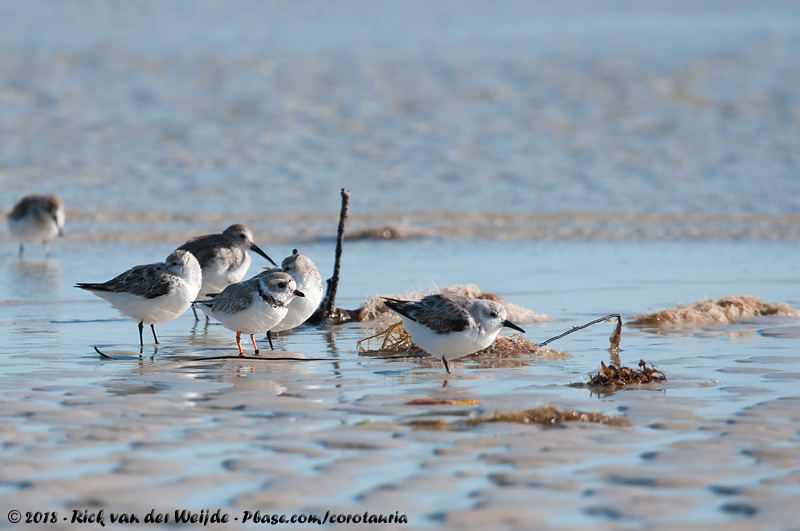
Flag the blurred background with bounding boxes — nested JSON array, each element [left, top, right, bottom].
[[0, 0, 798, 241]]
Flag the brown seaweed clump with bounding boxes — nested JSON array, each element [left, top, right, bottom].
[[346, 225, 430, 241], [585, 359, 667, 387], [629, 295, 800, 329], [358, 283, 549, 324], [409, 405, 630, 431], [405, 398, 483, 406]]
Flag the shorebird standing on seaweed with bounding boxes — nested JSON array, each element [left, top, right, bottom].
[[383, 293, 526, 373]]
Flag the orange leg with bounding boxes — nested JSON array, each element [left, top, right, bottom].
[[236, 331, 244, 356], [250, 334, 260, 355]]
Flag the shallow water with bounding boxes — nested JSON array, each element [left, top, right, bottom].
[[2, 238, 800, 529], [2, 1, 800, 529]]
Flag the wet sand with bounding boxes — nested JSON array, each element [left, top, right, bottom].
[[1, 238, 799, 529]]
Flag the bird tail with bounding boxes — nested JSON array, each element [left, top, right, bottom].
[[192, 294, 218, 306], [382, 297, 411, 315]]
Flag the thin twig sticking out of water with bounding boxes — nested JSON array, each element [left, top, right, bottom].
[[308, 188, 360, 325], [323, 188, 349, 316], [536, 314, 622, 350]]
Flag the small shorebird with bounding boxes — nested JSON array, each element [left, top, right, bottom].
[[7, 194, 65, 258], [196, 271, 304, 355], [383, 293, 526, 373], [75, 250, 202, 348], [258, 249, 323, 339], [177, 224, 276, 321]]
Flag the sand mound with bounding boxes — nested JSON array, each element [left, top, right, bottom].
[[630, 295, 800, 329], [359, 283, 549, 324]]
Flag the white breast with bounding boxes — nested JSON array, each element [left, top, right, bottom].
[[211, 296, 289, 335], [200, 252, 251, 296]]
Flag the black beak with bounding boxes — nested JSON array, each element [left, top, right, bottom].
[[250, 243, 277, 266], [502, 319, 526, 333], [293, 289, 305, 297]]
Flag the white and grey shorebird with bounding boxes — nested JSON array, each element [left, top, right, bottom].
[[177, 224, 277, 321], [7, 193, 65, 258], [75, 250, 202, 347], [383, 293, 526, 373], [257, 249, 323, 341], [196, 271, 305, 356]]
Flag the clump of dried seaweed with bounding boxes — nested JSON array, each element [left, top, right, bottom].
[[629, 295, 800, 329], [476, 406, 630, 426], [478, 334, 570, 360], [585, 359, 666, 387], [356, 322, 568, 361], [409, 405, 630, 431], [358, 283, 549, 324], [357, 320, 418, 354]]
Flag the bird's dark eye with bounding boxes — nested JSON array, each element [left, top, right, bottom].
[[278, 282, 286, 289], [239, 234, 246, 238], [489, 311, 498, 318]]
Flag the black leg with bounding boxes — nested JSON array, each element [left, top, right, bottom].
[[150, 324, 159, 344], [191, 304, 199, 321], [266, 330, 275, 350], [442, 356, 451, 374], [18, 243, 23, 259], [138, 321, 144, 346]]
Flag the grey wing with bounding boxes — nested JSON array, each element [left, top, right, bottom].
[[206, 281, 255, 314], [178, 235, 222, 268], [385, 294, 470, 334], [8, 196, 36, 221], [81, 263, 173, 299], [417, 294, 471, 333]]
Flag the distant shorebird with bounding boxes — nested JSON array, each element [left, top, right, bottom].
[[196, 271, 304, 355], [258, 249, 323, 341], [383, 293, 526, 373], [177, 224, 276, 321], [76, 250, 202, 348], [7, 193, 65, 258]]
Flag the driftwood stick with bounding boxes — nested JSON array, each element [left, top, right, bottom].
[[537, 314, 622, 348], [323, 188, 350, 316], [308, 189, 360, 325]]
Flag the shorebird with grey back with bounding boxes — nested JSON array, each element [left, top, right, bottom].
[[257, 249, 324, 345], [75, 250, 202, 349], [383, 293, 526, 373], [196, 271, 304, 355], [7, 193, 65, 258], [177, 224, 276, 322]]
